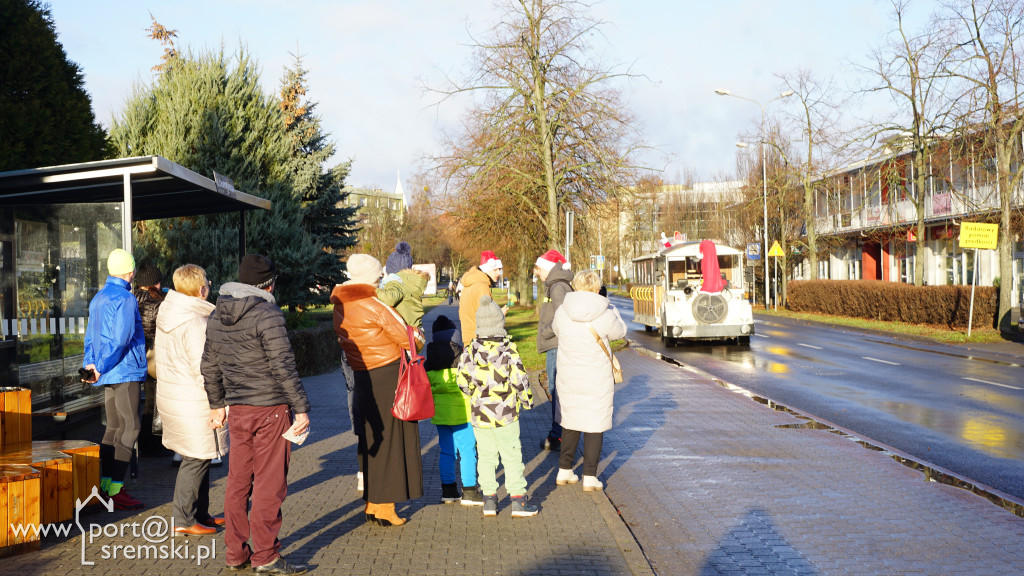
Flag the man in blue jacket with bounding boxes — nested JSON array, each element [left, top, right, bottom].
[[82, 248, 147, 510]]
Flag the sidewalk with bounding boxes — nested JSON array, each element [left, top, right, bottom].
[[6, 304, 1024, 575], [606, 347, 1024, 575]]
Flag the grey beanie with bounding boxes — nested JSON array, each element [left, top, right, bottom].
[[475, 295, 506, 338], [385, 241, 413, 274]]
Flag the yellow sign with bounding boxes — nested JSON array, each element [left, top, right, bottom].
[[959, 222, 998, 250], [767, 241, 785, 257]]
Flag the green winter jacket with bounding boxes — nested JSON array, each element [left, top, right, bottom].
[[376, 270, 428, 328], [427, 368, 472, 425], [456, 337, 533, 428]]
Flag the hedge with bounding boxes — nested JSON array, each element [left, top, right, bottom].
[[786, 280, 997, 329], [287, 322, 341, 377]]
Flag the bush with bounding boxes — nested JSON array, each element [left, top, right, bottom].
[[786, 280, 998, 329], [287, 323, 340, 377]]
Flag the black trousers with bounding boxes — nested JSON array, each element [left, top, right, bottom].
[[173, 456, 211, 526], [558, 429, 603, 477]]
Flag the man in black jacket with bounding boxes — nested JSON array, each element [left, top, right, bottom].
[[534, 250, 573, 451], [203, 254, 310, 576]]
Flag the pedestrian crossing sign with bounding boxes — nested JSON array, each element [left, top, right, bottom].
[[767, 241, 785, 257]]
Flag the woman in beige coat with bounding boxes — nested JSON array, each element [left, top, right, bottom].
[[155, 264, 229, 535]]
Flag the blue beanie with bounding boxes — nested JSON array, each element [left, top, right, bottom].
[[385, 241, 413, 274]]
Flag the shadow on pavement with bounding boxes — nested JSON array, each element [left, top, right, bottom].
[[698, 508, 817, 576]]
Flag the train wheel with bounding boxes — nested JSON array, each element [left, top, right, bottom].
[[737, 336, 750, 346], [644, 325, 655, 333]]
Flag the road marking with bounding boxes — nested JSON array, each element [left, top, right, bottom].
[[963, 377, 1023, 390], [754, 334, 769, 338], [797, 343, 823, 349], [863, 356, 900, 366]]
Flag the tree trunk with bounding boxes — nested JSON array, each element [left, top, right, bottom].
[[997, 142, 1014, 333]]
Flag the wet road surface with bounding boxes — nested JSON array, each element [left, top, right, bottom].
[[609, 295, 1024, 501]]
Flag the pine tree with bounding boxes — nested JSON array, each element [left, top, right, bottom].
[[108, 30, 321, 308], [279, 53, 359, 295], [0, 0, 106, 170]]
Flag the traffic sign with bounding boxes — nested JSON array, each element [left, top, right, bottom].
[[767, 241, 785, 257], [746, 243, 761, 261]]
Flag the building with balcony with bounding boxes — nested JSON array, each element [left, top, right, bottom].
[[804, 138, 1023, 306]]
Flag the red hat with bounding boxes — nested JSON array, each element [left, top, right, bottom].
[[479, 250, 503, 273], [534, 249, 568, 272]]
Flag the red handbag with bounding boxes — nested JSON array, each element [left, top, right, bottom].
[[392, 324, 435, 421]]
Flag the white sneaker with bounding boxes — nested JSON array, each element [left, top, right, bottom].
[[555, 468, 579, 486], [582, 475, 603, 492], [357, 471, 364, 491]]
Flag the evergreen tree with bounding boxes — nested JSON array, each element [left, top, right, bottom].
[[0, 0, 106, 170], [109, 30, 321, 308], [279, 53, 359, 294]]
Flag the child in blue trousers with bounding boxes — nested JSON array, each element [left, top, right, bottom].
[[425, 315, 483, 505]]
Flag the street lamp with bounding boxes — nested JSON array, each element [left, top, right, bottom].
[[715, 88, 794, 309]]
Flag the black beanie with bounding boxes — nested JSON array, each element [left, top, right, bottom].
[[239, 254, 277, 288], [134, 262, 163, 288]]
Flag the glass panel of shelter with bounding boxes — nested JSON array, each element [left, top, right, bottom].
[[5, 203, 122, 408]]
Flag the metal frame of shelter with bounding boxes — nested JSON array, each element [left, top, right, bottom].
[[0, 155, 270, 414]]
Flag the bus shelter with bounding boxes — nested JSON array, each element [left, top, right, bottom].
[[0, 155, 270, 417]]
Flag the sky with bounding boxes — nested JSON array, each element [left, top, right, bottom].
[[46, 0, 932, 192]]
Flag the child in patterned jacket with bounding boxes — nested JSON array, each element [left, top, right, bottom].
[[456, 295, 538, 517]]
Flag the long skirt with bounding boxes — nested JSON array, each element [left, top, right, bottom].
[[355, 359, 424, 504]]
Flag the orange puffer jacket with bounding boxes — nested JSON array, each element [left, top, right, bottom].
[[330, 283, 411, 371]]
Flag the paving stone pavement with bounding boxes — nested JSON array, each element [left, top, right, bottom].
[[6, 304, 1024, 575], [606, 346, 1024, 575]]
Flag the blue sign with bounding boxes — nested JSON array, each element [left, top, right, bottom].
[[747, 243, 761, 261]]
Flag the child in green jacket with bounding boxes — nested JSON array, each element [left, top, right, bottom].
[[425, 315, 482, 505]]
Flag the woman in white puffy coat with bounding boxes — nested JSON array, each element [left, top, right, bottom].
[[551, 270, 627, 492], [155, 264, 229, 534]]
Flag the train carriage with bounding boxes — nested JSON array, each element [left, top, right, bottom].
[[630, 241, 755, 345]]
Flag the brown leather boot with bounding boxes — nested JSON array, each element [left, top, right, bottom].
[[373, 503, 406, 526], [364, 502, 377, 523]]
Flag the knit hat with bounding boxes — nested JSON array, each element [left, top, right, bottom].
[[346, 254, 383, 285], [134, 261, 163, 288], [238, 254, 277, 288], [479, 250, 503, 274], [475, 295, 506, 338], [385, 241, 413, 274], [107, 249, 135, 276], [534, 249, 569, 273]]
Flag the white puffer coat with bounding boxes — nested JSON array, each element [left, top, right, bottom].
[[551, 291, 628, 433], [155, 289, 228, 459]]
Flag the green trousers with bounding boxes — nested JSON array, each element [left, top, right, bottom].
[[474, 420, 527, 497]]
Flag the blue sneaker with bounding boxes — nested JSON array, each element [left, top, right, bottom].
[[509, 495, 538, 517], [482, 494, 498, 517]]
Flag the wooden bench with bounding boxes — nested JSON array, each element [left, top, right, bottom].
[[32, 393, 105, 421]]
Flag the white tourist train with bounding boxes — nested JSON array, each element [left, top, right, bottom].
[[630, 240, 755, 345]]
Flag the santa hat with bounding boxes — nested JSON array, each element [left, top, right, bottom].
[[479, 250, 503, 273], [535, 249, 569, 272]]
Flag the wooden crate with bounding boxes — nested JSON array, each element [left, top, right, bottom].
[[0, 464, 41, 555], [0, 388, 32, 449]]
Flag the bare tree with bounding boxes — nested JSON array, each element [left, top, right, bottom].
[[942, 0, 1024, 332], [857, 0, 960, 286], [431, 0, 648, 258], [778, 70, 845, 280]]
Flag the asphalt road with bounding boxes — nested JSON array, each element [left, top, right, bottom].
[[609, 294, 1024, 501]]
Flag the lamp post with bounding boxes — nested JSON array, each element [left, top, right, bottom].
[[715, 88, 793, 309]]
